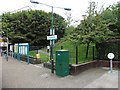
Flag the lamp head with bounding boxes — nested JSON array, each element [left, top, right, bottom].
[[30, 0, 39, 4], [64, 8, 71, 11]]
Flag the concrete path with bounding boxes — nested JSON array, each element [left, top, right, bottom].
[[85, 70, 118, 88], [1, 56, 119, 88]]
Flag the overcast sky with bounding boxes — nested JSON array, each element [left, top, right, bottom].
[[0, 0, 119, 24]]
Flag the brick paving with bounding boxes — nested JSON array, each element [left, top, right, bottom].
[[1, 56, 119, 88]]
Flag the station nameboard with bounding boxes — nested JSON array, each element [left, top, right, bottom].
[[47, 35, 57, 40]]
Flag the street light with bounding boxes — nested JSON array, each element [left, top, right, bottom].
[[30, 0, 71, 11], [30, 0, 71, 73]]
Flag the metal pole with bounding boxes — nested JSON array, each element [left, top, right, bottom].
[[92, 46, 95, 60], [51, 6, 54, 73], [30, 0, 71, 74], [76, 46, 78, 64], [110, 59, 113, 73]]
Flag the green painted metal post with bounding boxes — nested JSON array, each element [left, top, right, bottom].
[[92, 46, 95, 60], [51, 6, 54, 73], [76, 46, 78, 64], [27, 44, 30, 64], [17, 43, 20, 61], [30, 0, 71, 74]]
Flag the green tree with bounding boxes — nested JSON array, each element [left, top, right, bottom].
[[2, 10, 67, 46], [116, 2, 120, 35], [69, 2, 97, 58], [69, 1, 116, 58]]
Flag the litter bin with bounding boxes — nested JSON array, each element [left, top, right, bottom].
[[55, 50, 69, 77]]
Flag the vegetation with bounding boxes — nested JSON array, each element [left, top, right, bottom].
[[23, 2, 120, 64], [68, 1, 120, 59], [29, 40, 95, 64], [1, 1, 120, 64], [29, 50, 49, 63], [2, 10, 67, 46], [53, 40, 95, 64]]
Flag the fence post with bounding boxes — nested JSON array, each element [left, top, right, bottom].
[[76, 46, 78, 64], [92, 46, 95, 60]]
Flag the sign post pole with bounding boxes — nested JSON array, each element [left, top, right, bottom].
[[110, 59, 113, 73], [107, 53, 115, 73]]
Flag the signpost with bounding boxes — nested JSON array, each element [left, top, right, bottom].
[[47, 29, 57, 73], [107, 53, 115, 73]]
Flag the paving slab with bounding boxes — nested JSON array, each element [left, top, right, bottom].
[[84, 70, 118, 88], [1, 56, 119, 88]]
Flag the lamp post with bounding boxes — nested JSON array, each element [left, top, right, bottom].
[[30, 0, 71, 73]]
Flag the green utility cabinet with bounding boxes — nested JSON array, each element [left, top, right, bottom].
[[55, 50, 69, 77]]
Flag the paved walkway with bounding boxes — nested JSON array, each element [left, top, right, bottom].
[[1, 56, 119, 88]]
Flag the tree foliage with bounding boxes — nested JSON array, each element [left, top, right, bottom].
[[2, 10, 67, 46], [68, 1, 119, 58], [69, 2, 118, 44], [116, 1, 120, 35]]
